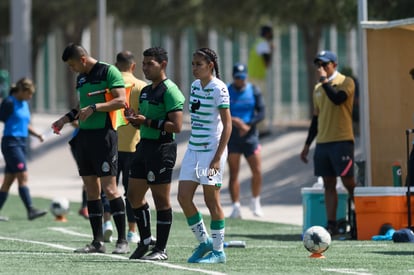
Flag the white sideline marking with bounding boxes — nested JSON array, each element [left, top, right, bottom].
[[48, 227, 90, 237], [322, 268, 372, 275], [0, 235, 226, 275]]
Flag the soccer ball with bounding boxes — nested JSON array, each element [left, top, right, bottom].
[[50, 197, 70, 217], [303, 226, 331, 254]]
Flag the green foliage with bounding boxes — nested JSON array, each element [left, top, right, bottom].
[[368, 0, 414, 21]]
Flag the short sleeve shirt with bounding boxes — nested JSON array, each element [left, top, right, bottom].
[[138, 79, 185, 140], [188, 77, 230, 152], [76, 62, 125, 129]]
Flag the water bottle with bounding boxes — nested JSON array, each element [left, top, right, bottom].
[[224, 240, 246, 248], [392, 161, 402, 187]]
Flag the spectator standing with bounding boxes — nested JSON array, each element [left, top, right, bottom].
[[227, 63, 265, 219], [300, 50, 356, 236], [248, 25, 273, 137]]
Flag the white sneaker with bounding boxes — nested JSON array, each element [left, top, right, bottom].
[[250, 198, 264, 217], [127, 231, 140, 243], [228, 205, 242, 219], [103, 221, 113, 243]]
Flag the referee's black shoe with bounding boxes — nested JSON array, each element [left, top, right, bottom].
[[129, 243, 149, 259], [28, 208, 47, 220]]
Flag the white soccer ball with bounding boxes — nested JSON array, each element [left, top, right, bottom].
[[50, 197, 70, 217], [303, 226, 331, 254]]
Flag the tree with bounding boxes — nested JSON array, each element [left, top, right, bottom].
[[368, 0, 414, 20], [259, 0, 357, 118]]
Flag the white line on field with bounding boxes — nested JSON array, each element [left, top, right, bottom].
[[48, 227, 90, 237], [0, 235, 226, 275], [322, 268, 373, 275]]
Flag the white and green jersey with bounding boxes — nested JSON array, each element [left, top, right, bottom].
[[188, 77, 230, 152]]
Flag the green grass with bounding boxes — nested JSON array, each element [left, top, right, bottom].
[[1, 195, 414, 274]]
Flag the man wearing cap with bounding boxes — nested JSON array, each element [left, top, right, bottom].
[[300, 50, 356, 236], [227, 63, 266, 219]]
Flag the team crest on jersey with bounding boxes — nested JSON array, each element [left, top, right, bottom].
[[190, 99, 201, 113], [78, 77, 86, 86], [147, 171, 155, 182], [101, 161, 110, 173]]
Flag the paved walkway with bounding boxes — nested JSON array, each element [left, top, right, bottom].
[[1, 113, 320, 227]]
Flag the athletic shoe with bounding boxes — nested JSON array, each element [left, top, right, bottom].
[[129, 243, 149, 259], [78, 207, 89, 219], [250, 198, 264, 217], [228, 206, 242, 219], [187, 238, 213, 263], [112, 239, 130, 254], [326, 224, 339, 236], [74, 240, 106, 253], [28, 208, 47, 220], [0, 216, 9, 221], [103, 221, 113, 243], [127, 231, 140, 243], [141, 247, 168, 261], [197, 250, 226, 264]]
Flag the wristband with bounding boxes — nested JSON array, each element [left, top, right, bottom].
[[65, 108, 79, 122], [146, 118, 165, 130], [89, 104, 97, 112], [319, 76, 327, 83]]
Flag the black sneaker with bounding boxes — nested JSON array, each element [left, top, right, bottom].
[[129, 243, 149, 259], [141, 247, 168, 261], [28, 208, 47, 220], [112, 239, 130, 254], [326, 224, 339, 236], [74, 241, 106, 253]]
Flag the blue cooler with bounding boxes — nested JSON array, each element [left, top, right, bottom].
[[301, 187, 348, 232]]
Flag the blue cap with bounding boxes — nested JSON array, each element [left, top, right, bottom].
[[392, 228, 414, 243], [233, 63, 247, 79], [314, 50, 337, 64]]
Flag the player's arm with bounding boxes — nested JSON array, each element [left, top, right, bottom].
[[51, 104, 80, 134], [28, 124, 44, 142], [94, 86, 126, 112], [211, 108, 232, 168], [249, 85, 265, 125], [301, 108, 319, 163]]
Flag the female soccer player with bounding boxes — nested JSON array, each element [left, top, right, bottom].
[[177, 48, 232, 264]]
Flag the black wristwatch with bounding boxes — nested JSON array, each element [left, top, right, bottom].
[[319, 76, 327, 83], [89, 104, 97, 112]]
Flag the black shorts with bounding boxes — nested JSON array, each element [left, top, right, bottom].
[[130, 139, 177, 184], [73, 128, 118, 177], [314, 141, 354, 177]]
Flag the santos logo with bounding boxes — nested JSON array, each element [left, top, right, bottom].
[[194, 162, 221, 179]]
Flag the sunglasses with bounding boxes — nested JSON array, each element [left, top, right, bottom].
[[315, 62, 330, 68]]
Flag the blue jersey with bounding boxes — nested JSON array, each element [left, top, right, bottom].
[[228, 83, 265, 126], [0, 96, 30, 137]]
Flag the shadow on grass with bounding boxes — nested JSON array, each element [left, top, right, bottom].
[[226, 233, 302, 242]]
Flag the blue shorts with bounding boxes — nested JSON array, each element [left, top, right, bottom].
[[1, 136, 27, 173], [130, 139, 177, 184], [314, 141, 354, 177], [227, 130, 260, 158]]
